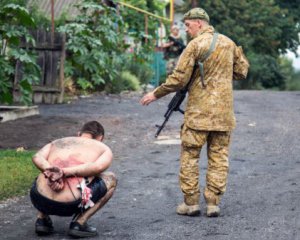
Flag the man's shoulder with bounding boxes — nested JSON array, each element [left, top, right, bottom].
[[219, 33, 234, 42], [52, 136, 78, 145], [52, 136, 76, 142], [52, 137, 101, 149]]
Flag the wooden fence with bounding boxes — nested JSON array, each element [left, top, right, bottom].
[[14, 29, 65, 104]]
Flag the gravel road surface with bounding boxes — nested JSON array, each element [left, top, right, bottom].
[[0, 90, 299, 240]]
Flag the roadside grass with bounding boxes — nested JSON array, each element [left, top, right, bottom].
[[0, 150, 38, 201]]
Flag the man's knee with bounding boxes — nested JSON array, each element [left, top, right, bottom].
[[100, 172, 117, 190]]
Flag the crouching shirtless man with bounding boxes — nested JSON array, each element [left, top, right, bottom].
[[30, 121, 117, 238]]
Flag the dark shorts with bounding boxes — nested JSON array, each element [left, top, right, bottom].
[[30, 177, 107, 216]]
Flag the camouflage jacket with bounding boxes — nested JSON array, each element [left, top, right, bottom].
[[153, 26, 249, 131]]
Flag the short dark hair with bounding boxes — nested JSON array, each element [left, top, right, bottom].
[[80, 121, 104, 139]]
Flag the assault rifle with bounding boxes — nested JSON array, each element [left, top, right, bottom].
[[168, 36, 185, 51], [164, 36, 185, 60], [155, 64, 198, 138], [155, 32, 219, 138]]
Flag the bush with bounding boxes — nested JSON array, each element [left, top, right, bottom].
[[123, 60, 154, 86], [121, 71, 140, 91], [287, 71, 300, 90], [105, 71, 140, 94]]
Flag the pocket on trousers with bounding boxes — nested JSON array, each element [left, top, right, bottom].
[[181, 124, 207, 148]]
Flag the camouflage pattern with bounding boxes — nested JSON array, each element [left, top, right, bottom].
[[153, 25, 249, 206], [180, 125, 231, 205], [153, 25, 249, 131], [166, 57, 179, 76], [183, 8, 210, 22]]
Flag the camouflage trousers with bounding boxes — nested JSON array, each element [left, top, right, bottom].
[[180, 124, 231, 206]]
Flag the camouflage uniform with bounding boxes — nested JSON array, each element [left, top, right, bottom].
[[165, 36, 185, 75], [153, 9, 249, 207], [166, 57, 179, 76]]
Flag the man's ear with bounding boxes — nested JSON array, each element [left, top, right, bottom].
[[77, 131, 81, 137], [197, 20, 202, 28], [96, 135, 104, 142]]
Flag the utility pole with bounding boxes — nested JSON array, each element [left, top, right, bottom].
[[170, 0, 174, 25]]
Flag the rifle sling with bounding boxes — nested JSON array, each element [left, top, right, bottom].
[[198, 32, 219, 88]]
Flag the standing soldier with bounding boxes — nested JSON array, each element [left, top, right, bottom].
[[140, 8, 249, 217]]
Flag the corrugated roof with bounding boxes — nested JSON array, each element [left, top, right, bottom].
[[174, 0, 184, 6], [28, 0, 81, 19]]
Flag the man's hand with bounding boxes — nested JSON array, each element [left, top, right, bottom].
[[44, 167, 64, 192], [44, 166, 64, 181], [162, 41, 174, 48], [140, 91, 157, 106]]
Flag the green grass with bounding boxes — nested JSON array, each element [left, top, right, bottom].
[[0, 150, 39, 201]]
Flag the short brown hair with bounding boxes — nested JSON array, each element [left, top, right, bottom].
[[80, 121, 104, 139]]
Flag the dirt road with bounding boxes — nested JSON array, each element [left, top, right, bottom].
[[0, 91, 299, 240]]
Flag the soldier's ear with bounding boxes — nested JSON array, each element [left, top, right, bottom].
[[197, 20, 202, 27]]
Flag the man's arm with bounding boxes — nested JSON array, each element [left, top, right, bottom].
[[233, 46, 249, 80], [153, 41, 198, 99], [32, 143, 53, 172], [62, 144, 113, 178], [140, 41, 198, 106], [140, 92, 157, 106]]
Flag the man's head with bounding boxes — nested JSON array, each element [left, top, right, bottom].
[[171, 25, 180, 36], [79, 121, 104, 141], [183, 8, 210, 38]]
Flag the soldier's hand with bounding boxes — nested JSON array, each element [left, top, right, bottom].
[[140, 91, 157, 106]]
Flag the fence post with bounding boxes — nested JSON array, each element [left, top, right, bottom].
[[58, 33, 66, 103]]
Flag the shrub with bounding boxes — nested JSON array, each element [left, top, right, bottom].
[[123, 60, 154, 87], [121, 71, 140, 91], [105, 71, 140, 94]]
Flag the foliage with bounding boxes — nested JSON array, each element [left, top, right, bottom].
[[27, 1, 52, 30], [240, 52, 286, 90], [179, 0, 300, 90], [123, 56, 154, 87], [119, 0, 167, 88], [57, 0, 126, 92], [0, 2, 40, 105], [0, 150, 38, 201], [287, 71, 300, 90], [121, 0, 167, 39], [120, 71, 140, 91], [105, 70, 140, 94], [56, 0, 166, 94], [274, 0, 300, 55]]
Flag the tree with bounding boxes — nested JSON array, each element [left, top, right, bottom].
[[274, 0, 300, 55], [179, 0, 300, 89], [0, 2, 39, 104], [115, 1, 168, 88], [57, 0, 126, 91]]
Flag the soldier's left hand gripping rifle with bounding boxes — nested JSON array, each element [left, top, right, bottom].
[[155, 64, 199, 138]]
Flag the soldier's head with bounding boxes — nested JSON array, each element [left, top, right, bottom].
[[79, 121, 105, 141], [183, 8, 210, 38]]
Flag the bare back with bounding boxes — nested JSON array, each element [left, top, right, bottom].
[[36, 137, 112, 202]]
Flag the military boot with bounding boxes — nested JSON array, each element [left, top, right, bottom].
[[176, 202, 200, 216], [206, 204, 220, 217], [204, 189, 221, 217]]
